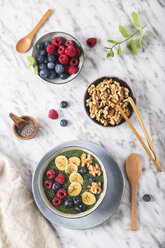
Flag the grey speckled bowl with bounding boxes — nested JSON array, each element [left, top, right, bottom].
[[32, 32, 84, 85], [38, 146, 107, 219], [84, 76, 136, 127]]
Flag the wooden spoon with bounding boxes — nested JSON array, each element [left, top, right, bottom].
[[16, 9, 52, 53], [9, 113, 29, 130], [126, 153, 142, 231]]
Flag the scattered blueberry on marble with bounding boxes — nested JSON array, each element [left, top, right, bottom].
[[52, 182, 61, 192], [55, 64, 64, 75], [73, 196, 81, 205], [60, 101, 68, 108], [76, 203, 87, 212], [64, 198, 74, 208], [143, 194, 151, 202], [60, 119, 68, 127], [79, 167, 88, 175]]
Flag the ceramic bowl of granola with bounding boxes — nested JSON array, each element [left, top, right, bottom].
[[84, 76, 136, 127], [38, 146, 107, 219]]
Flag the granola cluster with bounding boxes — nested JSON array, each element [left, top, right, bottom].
[[86, 78, 131, 126], [87, 182, 101, 194]]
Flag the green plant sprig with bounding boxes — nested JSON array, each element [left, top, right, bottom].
[[105, 12, 146, 57], [27, 56, 38, 75]]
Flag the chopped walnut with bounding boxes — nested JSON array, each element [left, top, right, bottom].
[[87, 163, 101, 177], [86, 79, 131, 126], [87, 182, 102, 194], [81, 153, 92, 167]]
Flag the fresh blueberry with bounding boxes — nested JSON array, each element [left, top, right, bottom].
[[49, 70, 57, 79], [73, 196, 81, 205], [39, 63, 47, 70], [60, 73, 68, 80], [48, 54, 56, 63], [60, 101, 68, 108], [36, 42, 44, 50], [43, 57, 48, 64], [143, 194, 151, 202], [55, 64, 64, 75], [44, 40, 51, 47], [37, 55, 44, 64], [47, 62, 55, 70], [64, 198, 74, 208], [79, 167, 88, 175], [89, 177, 95, 184], [76, 203, 87, 212], [39, 68, 49, 78], [40, 49, 46, 56], [60, 119, 68, 127], [52, 182, 61, 192]]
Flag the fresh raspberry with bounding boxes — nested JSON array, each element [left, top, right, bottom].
[[48, 109, 58, 119], [70, 58, 78, 67], [68, 66, 77, 74], [75, 48, 81, 58], [65, 40, 74, 47], [65, 45, 76, 57], [59, 55, 69, 65], [58, 45, 65, 55], [55, 173, 65, 184], [86, 38, 97, 48], [46, 169, 55, 179], [63, 65, 69, 73], [46, 44, 55, 54], [52, 37, 63, 47], [52, 197, 62, 206], [44, 179, 53, 189], [57, 189, 67, 199]]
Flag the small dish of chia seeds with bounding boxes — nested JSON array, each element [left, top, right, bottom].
[[11, 115, 38, 140]]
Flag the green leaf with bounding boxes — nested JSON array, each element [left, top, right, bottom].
[[107, 40, 118, 44], [104, 46, 111, 49], [117, 45, 121, 55], [119, 25, 130, 38], [34, 65, 38, 75], [27, 56, 36, 66], [139, 30, 143, 48], [129, 39, 137, 55], [107, 49, 114, 58], [132, 12, 140, 28]]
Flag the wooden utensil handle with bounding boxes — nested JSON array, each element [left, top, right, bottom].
[[131, 186, 137, 231], [9, 113, 21, 127], [30, 9, 52, 36]]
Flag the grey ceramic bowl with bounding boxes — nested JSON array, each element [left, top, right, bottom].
[[32, 32, 84, 85], [38, 146, 107, 219], [84, 76, 136, 127]]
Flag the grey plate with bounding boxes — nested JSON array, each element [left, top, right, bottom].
[[32, 141, 124, 229]]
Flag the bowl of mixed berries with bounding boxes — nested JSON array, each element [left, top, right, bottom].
[[38, 146, 107, 218], [32, 32, 84, 84]]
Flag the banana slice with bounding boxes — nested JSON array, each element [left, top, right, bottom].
[[69, 173, 83, 184], [65, 163, 78, 174], [68, 182, 82, 196], [82, 192, 96, 205], [68, 157, 80, 167], [55, 155, 68, 171]]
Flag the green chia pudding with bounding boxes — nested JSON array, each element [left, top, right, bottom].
[[43, 149, 104, 214]]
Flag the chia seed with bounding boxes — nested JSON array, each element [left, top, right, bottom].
[[15, 118, 36, 138]]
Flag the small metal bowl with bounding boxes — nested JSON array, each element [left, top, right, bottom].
[[84, 76, 136, 127], [32, 32, 84, 85]]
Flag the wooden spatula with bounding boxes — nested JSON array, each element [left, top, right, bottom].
[[126, 153, 142, 231]]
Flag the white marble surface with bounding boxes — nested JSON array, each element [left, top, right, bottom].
[[0, 0, 165, 247]]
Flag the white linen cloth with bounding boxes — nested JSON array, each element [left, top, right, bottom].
[[0, 153, 61, 248]]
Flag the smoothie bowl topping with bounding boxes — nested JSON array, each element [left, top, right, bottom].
[[39, 148, 107, 218], [85, 77, 135, 127]]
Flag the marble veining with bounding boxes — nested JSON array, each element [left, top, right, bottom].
[[0, 0, 165, 247]]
